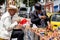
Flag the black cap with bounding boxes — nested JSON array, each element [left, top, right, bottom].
[[35, 3, 42, 10]]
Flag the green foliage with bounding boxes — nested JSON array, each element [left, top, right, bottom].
[[23, 0, 38, 7], [0, 0, 5, 5]]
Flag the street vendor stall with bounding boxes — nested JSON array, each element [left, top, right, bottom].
[[17, 17, 60, 40], [23, 18, 60, 40]]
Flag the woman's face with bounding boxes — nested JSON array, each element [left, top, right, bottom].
[[8, 9, 17, 16]]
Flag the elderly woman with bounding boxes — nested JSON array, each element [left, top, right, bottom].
[[0, 5, 24, 40]]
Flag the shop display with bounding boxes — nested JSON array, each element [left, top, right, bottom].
[[31, 28, 60, 40]]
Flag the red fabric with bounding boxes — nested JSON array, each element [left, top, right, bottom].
[[19, 18, 28, 25]]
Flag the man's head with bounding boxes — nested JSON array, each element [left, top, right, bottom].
[[34, 3, 42, 13], [8, 5, 18, 16]]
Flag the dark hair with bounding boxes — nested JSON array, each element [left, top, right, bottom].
[[34, 3, 42, 10]]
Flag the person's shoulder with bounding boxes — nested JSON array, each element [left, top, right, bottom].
[[1, 12, 8, 20], [2, 12, 7, 17]]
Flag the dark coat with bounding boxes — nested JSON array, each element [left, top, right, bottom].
[[30, 10, 49, 27]]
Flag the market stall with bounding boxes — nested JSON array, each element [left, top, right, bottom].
[[25, 26, 60, 40], [18, 17, 60, 40]]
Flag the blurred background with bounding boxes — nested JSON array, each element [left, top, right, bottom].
[[0, 0, 60, 18]]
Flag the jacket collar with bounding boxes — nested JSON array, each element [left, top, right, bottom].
[[33, 10, 38, 16], [6, 11, 11, 17]]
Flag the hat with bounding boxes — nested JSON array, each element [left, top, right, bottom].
[[35, 3, 42, 10], [7, 5, 18, 10]]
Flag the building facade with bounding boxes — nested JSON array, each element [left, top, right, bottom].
[[39, 0, 54, 12]]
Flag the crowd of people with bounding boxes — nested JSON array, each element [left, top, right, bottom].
[[0, 1, 51, 40]]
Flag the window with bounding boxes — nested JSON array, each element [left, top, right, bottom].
[[52, 14, 60, 21]]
